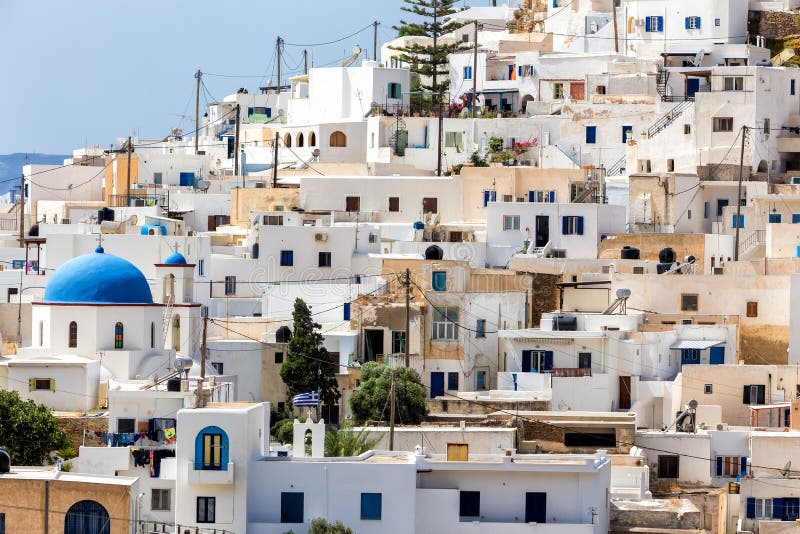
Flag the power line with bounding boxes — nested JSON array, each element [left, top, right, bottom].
[[283, 23, 375, 47]]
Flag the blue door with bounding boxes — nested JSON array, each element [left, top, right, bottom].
[[710, 346, 725, 365], [687, 78, 700, 98], [525, 492, 547, 523], [430, 372, 445, 398], [179, 172, 195, 187], [522, 350, 532, 372]]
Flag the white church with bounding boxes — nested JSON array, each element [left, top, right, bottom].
[[0, 246, 203, 412]]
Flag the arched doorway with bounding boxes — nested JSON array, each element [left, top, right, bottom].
[[163, 274, 175, 303], [64, 500, 110, 534], [520, 94, 535, 114], [758, 159, 769, 173]]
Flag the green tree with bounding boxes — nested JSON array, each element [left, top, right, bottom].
[[309, 518, 353, 534], [0, 390, 70, 465], [324, 421, 381, 457], [391, 0, 469, 96], [350, 362, 427, 425], [280, 299, 341, 408]]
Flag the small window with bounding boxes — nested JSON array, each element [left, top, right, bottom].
[[658, 455, 679, 478], [198, 259, 205, 276], [681, 294, 698, 312], [553, 82, 564, 100], [432, 271, 447, 292], [704, 384, 713, 394], [764, 118, 771, 136], [275, 352, 284, 364], [756, 498, 773, 519], [476, 319, 486, 338], [646, 15, 663, 32], [792, 79, 796, 96], [476, 371, 487, 389], [388, 82, 402, 99], [388, 197, 400, 212], [152, 489, 171, 511], [263, 215, 284, 226], [211, 362, 224, 375], [633, 266, 645, 274], [117, 418, 135, 434], [747, 301, 758, 317], [114, 322, 124, 349], [153, 172, 163, 186], [197, 496, 215, 523], [224, 276, 236, 296], [391, 331, 406, 354], [68, 321, 78, 348], [280, 250, 294, 266], [715, 18, 721, 27], [684, 124, 691, 135], [596, 84, 606, 95], [318, 252, 332, 268], [447, 372, 459, 390], [562, 215, 584, 235], [32, 378, 53, 391], [686, 16, 701, 29], [463, 66, 473, 80], [769, 212, 782, 224], [713, 117, 734, 132], [585, 125, 597, 144], [503, 215, 521, 231], [422, 197, 438, 214], [281, 492, 304, 523], [715, 455, 745, 478], [432, 306, 459, 340], [667, 159, 675, 172], [361, 493, 382, 520], [460, 491, 480, 518]]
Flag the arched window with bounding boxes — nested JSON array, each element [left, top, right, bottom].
[[195, 426, 229, 470], [330, 131, 347, 147], [284, 133, 292, 148], [150, 322, 155, 349], [65, 500, 110, 534], [297, 132, 304, 147], [68, 321, 77, 348], [309, 131, 317, 147], [114, 322, 123, 349]]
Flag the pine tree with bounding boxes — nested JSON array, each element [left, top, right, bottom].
[[280, 299, 341, 408], [391, 0, 470, 97]]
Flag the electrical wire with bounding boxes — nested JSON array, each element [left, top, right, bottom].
[[283, 23, 375, 48]]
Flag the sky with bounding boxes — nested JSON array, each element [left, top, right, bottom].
[[0, 0, 485, 154]]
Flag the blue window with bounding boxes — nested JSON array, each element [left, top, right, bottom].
[[361, 493, 382, 520], [463, 66, 473, 80], [179, 172, 195, 187], [703, 202, 709, 219], [715, 18, 721, 27], [645, 16, 664, 32], [280, 250, 294, 266], [432, 271, 447, 291], [681, 349, 700, 365], [343, 302, 351, 321], [448, 372, 459, 390], [793, 214, 800, 224], [769, 213, 782, 223], [685, 16, 701, 29], [483, 190, 496, 207], [281, 492, 304, 523], [194, 426, 229, 470], [476, 319, 486, 338], [198, 259, 205, 276], [11, 260, 23, 270], [585, 126, 597, 144], [476, 371, 486, 389], [562, 215, 584, 235], [792, 79, 796, 96], [732, 214, 744, 229], [622, 126, 632, 143]]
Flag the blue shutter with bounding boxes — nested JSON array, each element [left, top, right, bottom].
[[740, 457, 747, 476], [773, 497, 784, 520], [715, 457, 723, 476], [704, 202, 709, 219], [522, 350, 532, 372], [685, 17, 690, 29], [544, 351, 554, 370], [343, 302, 351, 321], [746, 498, 756, 518], [483, 190, 490, 207], [247, 107, 253, 116], [792, 79, 796, 95], [657, 16, 664, 31], [549, 191, 556, 203], [586, 126, 597, 144], [518, 65, 523, 77], [645, 16, 652, 32], [265, 108, 272, 118], [528, 190, 535, 202], [562, 216, 570, 235], [577, 216, 584, 235], [695, 17, 701, 29], [793, 213, 800, 223], [622, 126, 632, 143]]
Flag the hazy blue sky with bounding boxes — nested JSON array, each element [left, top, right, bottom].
[[0, 0, 484, 154]]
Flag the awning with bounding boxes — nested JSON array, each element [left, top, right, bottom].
[[670, 339, 724, 350]]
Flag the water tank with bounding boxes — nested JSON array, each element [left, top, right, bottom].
[[658, 247, 676, 264], [620, 246, 640, 260], [0, 449, 9, 473], [252, 243, 260, 259], [616, 288, 632, 299], [276, 325, 292, 343], [103, 207, 115, 222], [174, 356, 194, 373], [27, 224, 39, 237], [413, 221, 425, 231], [424, 245, 444, 260], [685, 255, 696, 264], [167, 378, 182, 392], [553, 315, 578, 331], [656, 263, 673, 274]]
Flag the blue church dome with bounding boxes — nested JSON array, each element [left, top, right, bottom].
[[44, 249, 154, 304], [164, 252, 187, 265]]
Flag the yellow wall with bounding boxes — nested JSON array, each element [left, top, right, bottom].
[[230, 188, 301, 226], [103, 153, 139, 205]]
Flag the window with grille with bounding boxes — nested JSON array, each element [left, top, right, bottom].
[[224, 276, 236, 295]]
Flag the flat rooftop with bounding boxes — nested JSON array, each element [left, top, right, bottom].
[[0, 467, 137, 486]]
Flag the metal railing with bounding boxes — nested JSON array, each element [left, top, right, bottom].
[[737, 229, 766, 258], [605, 155, 627, 177], [646, 100, 694, 139], [108, 192, 169, 209]]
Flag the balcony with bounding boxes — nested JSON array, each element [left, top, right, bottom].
[[186, 461, 234, 485]]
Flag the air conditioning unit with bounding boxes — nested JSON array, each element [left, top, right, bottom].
[[315, 232, 328, 242], [713, 267, 724, 275], [255, 182, 266, 188], [716, 423, 729, 431]]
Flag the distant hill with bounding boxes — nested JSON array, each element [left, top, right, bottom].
[[0, 153, 69, 198]]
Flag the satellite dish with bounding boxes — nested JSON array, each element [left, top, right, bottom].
[[196, 180, 211, 191], [693, 49, 705, 67], [781, 461, 792, 477], [616, 288, 631, 299], [688, 399, 698, 410]]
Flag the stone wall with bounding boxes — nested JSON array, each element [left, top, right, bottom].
[[740, 324, 789, 364], [57, 415, 108, 450], [749, 10, 800, 40]]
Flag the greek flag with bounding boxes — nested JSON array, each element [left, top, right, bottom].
[[293, 391, 320, 407]]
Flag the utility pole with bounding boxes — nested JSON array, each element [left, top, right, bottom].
[[612, 0, 619, 54], [234, 104, 241, 179], [373, 21, 379, 61], [303, 49, 308, 75], [472, 21, 479, 118], [194, 69, 202, 154], [733, 126, 748, 261], [404, 268, 411, 367], [201, 315, 208, 380], [126, 136, 132, 207], [276, 37, 283, 94], [389, 369, 396, 451], [433, 0, 443, 176], [18, 170, 24, 247], [272, 132, 280, 188]]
